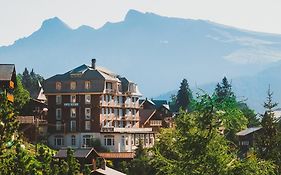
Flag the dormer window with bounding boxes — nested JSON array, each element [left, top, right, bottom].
[[70, 82, 76, 90], [56, 82, 62, 90], [85, 81, 91, 89], [106, 82, 112, 90]]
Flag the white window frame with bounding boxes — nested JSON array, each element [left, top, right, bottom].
[[54, 136, 64, 146], [85, 121, 91, 131], [71, 135, 76, 146], [56, 121, 62, 131], [85, 94, 91, 104], [70, 108, 76, 118], [70, 95, 76, 103], [56, 95, 62, 104], [70, 120, 76, 132], [85, 81, 91, 89], [85, 108, 91, 119], [70, 81, 76, 90], [104, 135, 114, 146], [56, 82, 62, 90], [56, 108, 62, 120]]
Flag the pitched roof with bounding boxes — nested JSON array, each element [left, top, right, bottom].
[[152, 100, 169, 109], [93, 166, 126, 175], [139, 109, 156, 126], [0, 64, 15, 81], [54, 148, 99, 158], [236, 127, 262, 136], [98, 152, 135, 159]]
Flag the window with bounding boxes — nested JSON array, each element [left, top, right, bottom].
[[83, 135, 92, 147], [56, 108, 62, 120], [85, 121, 91, 130], [70, 95, 76, 103], [56, 82, 62, 90], [54, 136, 64, 146], [70, 82, 76, 90], [106, 82, 112, 90], [70, 108, 76, 118], [85, 108, 91, 119], [118, 96, 123, 104], [70, 120, 76, 132], [102, 108, 105, 116], [104, 135, 114, 146], [114, 108, 118, 116], [85, 81, 91, 89], [119, 109, 123, 117], [71, 135, 76, 146], [85, 94, 91, 104], [56, 121, 62, 131], [56, 95, 62, 104]]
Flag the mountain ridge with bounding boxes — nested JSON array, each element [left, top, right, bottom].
[[1, 10, 281, 112]]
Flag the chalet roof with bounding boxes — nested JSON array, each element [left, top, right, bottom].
[[93, 166, 126, 175], [139, 109, 156, 126], [54, 148, 99, 158], [46, 64, 118, 82], [0, 64, 15, 81], [236, 127, 262, 136], [98, 152, 135, 159], [152, 100, 169, 109]]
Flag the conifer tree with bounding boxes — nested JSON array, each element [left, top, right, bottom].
[[176, 79, 193, 112], [214, 76, 234, 102], [255, 87, 281, 173]]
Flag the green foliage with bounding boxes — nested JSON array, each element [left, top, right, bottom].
[[151, 93, 274, 175], [239, 103, 260, 127], [176, 78, 193, 112], [18, 68, 44, 98], [127, 142, 156, 175], [255, 87, 281, 173], [13, 76, 30, 113], [0, 92, 19, 155], [214, 76, 234, 103], [229, 154, 276, 175], [66, 148, 80, 175]]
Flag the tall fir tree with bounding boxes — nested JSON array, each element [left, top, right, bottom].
[[255, 86, 281, 174], [66, 148, 80, 175], [176, 79, 193, 112], [214, 76, 234, 102]]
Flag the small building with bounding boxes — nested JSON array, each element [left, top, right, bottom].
[[0, 64, 17, 102], [139, 99, 174, 132], [54, 148, 126, 175], [236, 127, 262, 156]]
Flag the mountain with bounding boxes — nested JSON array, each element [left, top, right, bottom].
[[2, 9, 281, 109]]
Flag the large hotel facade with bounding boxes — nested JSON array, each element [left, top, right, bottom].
[[44, 60, 155, 152]]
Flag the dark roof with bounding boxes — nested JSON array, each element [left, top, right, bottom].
[[139, 109, 156, 126], [236, 127, 262, 136], [152, 100, 169, 109], [98, 152, 135, 159], [54, 148, 99, 158], [0, 64, 15, 81]]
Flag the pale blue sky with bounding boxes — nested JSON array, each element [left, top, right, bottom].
[[1, 0, 281, 46]]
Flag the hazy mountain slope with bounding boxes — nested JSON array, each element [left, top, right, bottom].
[[1, 9, 281, 99]]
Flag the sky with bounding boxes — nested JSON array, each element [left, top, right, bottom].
[[1, 0, 281, 46]]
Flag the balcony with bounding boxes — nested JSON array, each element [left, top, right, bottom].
[[101, 127, 153, 133]]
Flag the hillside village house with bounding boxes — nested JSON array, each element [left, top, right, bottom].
[[0, 64, 17, 102], [44, 59, 155, 152]]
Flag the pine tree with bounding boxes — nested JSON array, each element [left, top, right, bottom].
[[255, 86, 281, 173], [176, 79, 193, 112], [214, 76, 234, 102]]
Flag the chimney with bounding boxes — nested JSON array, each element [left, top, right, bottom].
[[91, 59, 96, 69]]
